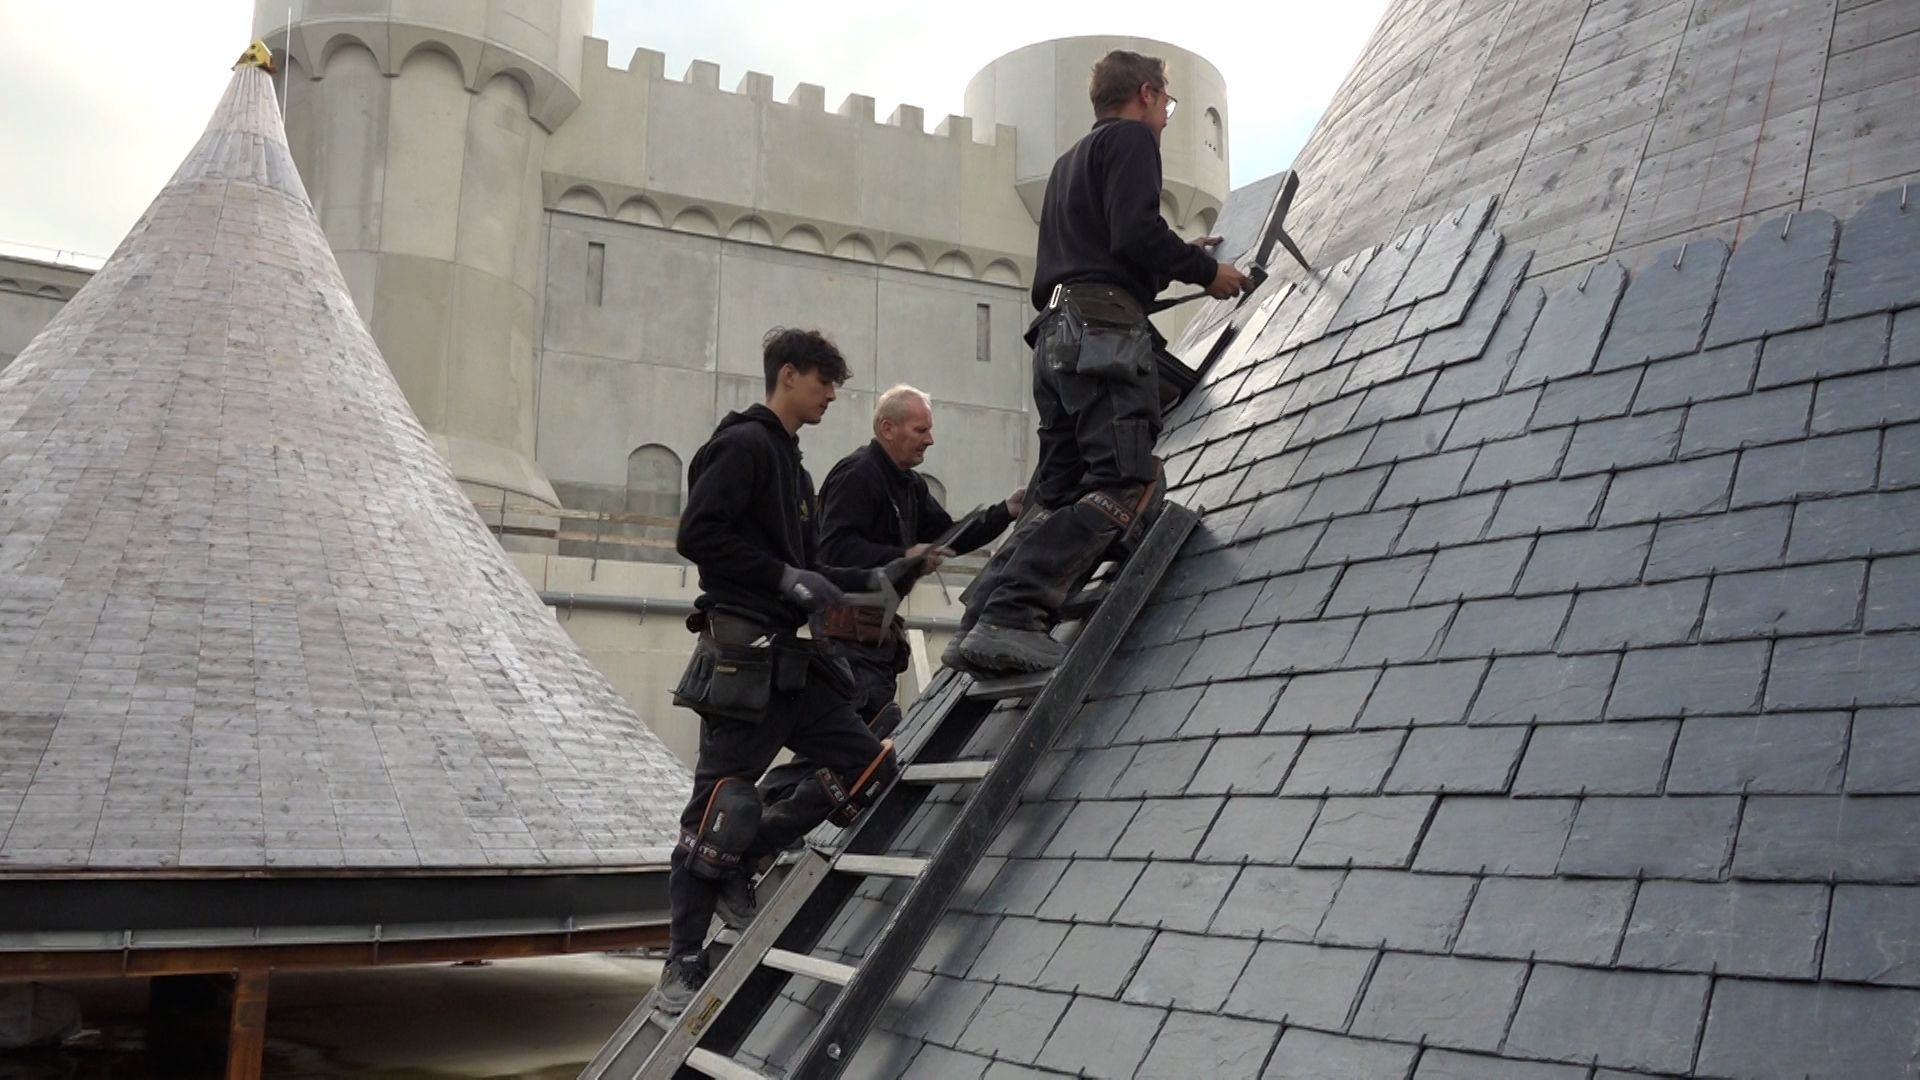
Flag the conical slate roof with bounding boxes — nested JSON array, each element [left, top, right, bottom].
[[0, 65, 685, 874]]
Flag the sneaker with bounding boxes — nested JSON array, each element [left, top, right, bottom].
[[958, 623, 1066, 674], [716, 871, 758, 931], [655, 952, 710, 1016]]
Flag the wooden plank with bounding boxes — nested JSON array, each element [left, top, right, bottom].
[[225, 970, 269, 1080]]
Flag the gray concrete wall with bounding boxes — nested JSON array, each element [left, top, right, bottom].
[[0, 256, 89, 371], [1279, 0, 1920, 286]]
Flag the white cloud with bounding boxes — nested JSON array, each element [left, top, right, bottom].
[[0, 0, 1387, 260]]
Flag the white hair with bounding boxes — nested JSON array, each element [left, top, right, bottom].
[[873, 384, 932, 435]]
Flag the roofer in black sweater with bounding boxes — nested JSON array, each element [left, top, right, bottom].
[[813, 385, 1022, 727], [658, 328, 929, 1015], [951, 49, 1251, 674]]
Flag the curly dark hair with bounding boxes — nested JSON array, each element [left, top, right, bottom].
[[762, 327, 851, 394]]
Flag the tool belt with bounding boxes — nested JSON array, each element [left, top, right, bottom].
[[820, 604, 906, 647], [672, 608, 854, 722], [1032, 283, 1155, 382]]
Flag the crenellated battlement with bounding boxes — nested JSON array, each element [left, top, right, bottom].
[[581, 37, 1012, 147], [541, 36, 1041, 274]]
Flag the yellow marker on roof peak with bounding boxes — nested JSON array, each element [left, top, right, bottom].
[[235, 40, 274, 73]]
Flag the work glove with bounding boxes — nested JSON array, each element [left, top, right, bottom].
[[780, 566, 845, 612], [871, 551, 933, 595]]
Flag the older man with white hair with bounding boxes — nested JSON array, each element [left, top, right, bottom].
[[815, 385, 1023, 727]]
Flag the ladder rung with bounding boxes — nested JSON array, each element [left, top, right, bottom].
[[968, 669, 1054, 700], [686, 1048, 769, 1080], [834, 854, 927, 878], [763, 947, 857, 986], [902, 760, 995, 784]]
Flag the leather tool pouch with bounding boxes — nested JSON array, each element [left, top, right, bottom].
[[672, 636, 773, 723], [1039, 286, 1153, 381]]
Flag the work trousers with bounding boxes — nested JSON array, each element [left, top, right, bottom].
[[966, 322, 1162, 631], [666, 626, 884, 959], [756, 637, 902, 806]]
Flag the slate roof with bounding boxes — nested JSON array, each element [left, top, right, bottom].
[[735, 180, 1920, 1078], [0, 66, 686, 873]]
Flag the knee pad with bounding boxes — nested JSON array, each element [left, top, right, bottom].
[[823, 740, 900, 827], [678, 777, 762, 881]]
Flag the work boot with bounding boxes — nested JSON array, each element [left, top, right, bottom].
[[716, 871, 758, 931], [868, 701, 903, 740], [940, 626, 998, 677], [958, 623, 1066, 674], [655, 952, 710, 1015]]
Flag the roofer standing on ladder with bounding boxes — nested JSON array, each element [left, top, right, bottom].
[[659, 328, 929, 1014], [813, 385, 1024, 727], [949, 50, 1252, 675]]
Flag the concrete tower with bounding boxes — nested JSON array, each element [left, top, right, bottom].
[[965, 37, 1232, 237], [253, 1, 594, 543]]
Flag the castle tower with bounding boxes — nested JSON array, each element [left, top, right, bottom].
[[253, 0, 595, 546], [965, 37, 1232, 237]]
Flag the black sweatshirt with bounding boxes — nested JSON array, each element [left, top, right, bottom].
[[817, 440, 1015, 568], [1031, 117, 1219, 312], [677, 405, 873, 630]]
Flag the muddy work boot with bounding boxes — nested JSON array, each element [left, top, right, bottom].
[[958, 623, 1066, 674], [655, 951, 710, 1015], [715, 871, 758, 931]]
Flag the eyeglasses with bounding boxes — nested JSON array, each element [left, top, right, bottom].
[[1163, 91, 1178, 119]]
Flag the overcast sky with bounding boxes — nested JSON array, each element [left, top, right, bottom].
[[0, 0, 1388, 263]]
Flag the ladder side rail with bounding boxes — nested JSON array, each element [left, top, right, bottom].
[[785, 505, 1199, 1079]]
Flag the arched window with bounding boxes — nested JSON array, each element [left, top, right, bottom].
[[626, 444, 683, 517], [1204, 107, 1224, 158]]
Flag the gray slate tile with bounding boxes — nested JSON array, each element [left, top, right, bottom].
[[1323, 555, 1433, 617], [1356, 659, 1489, 728], [1607, 641, 1769, 718], [1701, 561, 1865, 639], [1384, 726, 1526, 794], [1122, 931, 1256, 1010], [1463, 430, 1570, 492], [1112, 861, 1241, 933], [1043, 801, 1139, 859], [1829, 187, 1920, 319], [1295, 795, 1434, 868], [1134, 1011, 1278, 1080], [1558, 580, 1707, 651], [1189, 735, 1302, 796], [1866, 555, 1920, 630], [965, 917, 1070, 987], [1035, 996, 1165, 1078], [1504, 964, 1709, 1074], [1564, 408, 1686, 476], [1598, 453, 1736, 525], [1619, 881, 1828, 978], [1376, 448, 1476, 508], [1787, 489, 1920, 562], [1469, 654, 1619, 726], [1113, 798, 1224, 860], [1413, 247, 1535, 375], [1397, 492, 1500, 553], [1559, 796, 1740, 880], [1485, 475, 1608, 537], [1513, 720, 1678, 796], [1445, 389, 1542, 450], [1755, 312, 1892, 388], [1264, 669, 1377, 731], [1703, 209, 1839, 347], [1680, 384, 1812, 456], [1210, 866, 1345, 940], [1510, 262, 1628, 388], [1414, 797, 1578, 875], [1439, 594, 1570, 658], [1644, 504, 1791, 580], [1455, 876, 1635, 965], [1847, 708, 1920, 793], [1413, 1050, 1586, 1080], [1225, 939, 1373, 1026], [1734, 795, 1920, 883], [1531, 368, 1642, 427], [1185, 679, 1283, 737], [1596, 237, 1730, 369], [1349, 951, 1527, 1053], [1633, 341, 1759, 413], [1392, 197, 1497, 311], [1766, 631, 1920, 710], [1036, 860, 1145, 923], [1034, 923, 1154, 996], [1317, 868, 1475, 951], [1416, 538, 1533, 603], [1668, 712, 1849, 794], [1824, 884, 1920, 987], [1281, 731, 1406, 795], [955, 985, 1071, 1063], [1262, 1029, 1417, 1080], [1732, 430, 1882, 507], [1811, 364, 1920, 434], [1698, 980, 1920, 1079], [1514, 525, 1653, 593], [1197, 798, 1319, 865]]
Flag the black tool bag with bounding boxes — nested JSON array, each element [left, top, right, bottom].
[[1037, 285, 1154, 381], [672, 636, 774, 723]]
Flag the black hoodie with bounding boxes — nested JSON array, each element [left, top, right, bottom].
[[677, 404, 873, 630], [818, 440, 1013, 569]]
